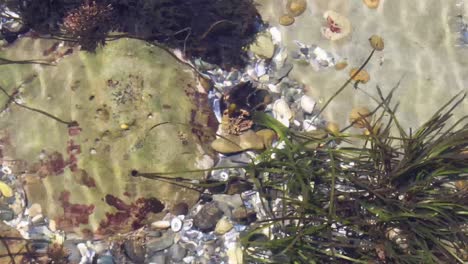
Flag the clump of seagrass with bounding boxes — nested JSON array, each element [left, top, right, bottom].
[[62, 1, 115, 51], [243, 87, 468, 263]]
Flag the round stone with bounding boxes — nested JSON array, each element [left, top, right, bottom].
[[279, 15, 295, 26], [286, 0, 307, 17], [349, 68, 370, 84], [363, 0, 380, 9], [369, 35, 385, 51]]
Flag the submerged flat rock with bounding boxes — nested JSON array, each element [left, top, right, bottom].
[[0, 38, 217, 237]]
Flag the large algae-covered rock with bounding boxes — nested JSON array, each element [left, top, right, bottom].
[[0, 38, 217, 237]]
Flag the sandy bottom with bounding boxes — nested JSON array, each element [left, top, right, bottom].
[[256, 0, 467, 130]]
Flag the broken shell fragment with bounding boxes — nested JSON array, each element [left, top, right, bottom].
[[286, 0, 307, 17], [363, 0, 380, 9], [369, 35, 385, 51], [321, 11, 351, 41], [349, 107, 372, 128], [349, 68, 370, 84], [279, 14, 295, 26]]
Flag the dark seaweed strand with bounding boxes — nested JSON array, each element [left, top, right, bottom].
[[0, 85, 73, 126]]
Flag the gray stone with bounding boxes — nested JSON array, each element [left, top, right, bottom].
[[146, 230, 175, 252], [123, 239, 145, 263], [168, 243, 187, 261], [0, 206, 14, 221], [146, 252, 167, 264], [97, 254, 115, 264], [212, 194, 243, 217]]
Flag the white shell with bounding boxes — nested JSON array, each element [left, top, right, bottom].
[[321, 10, 351, 41], [300, 95, 316, 114], [171, 217, 183, 232], [272, 99, 293, 127]]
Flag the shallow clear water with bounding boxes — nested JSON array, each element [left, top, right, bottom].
[[0, 0, 467, 262], [257, 0, 467, 130]]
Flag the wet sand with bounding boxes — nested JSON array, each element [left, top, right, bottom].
[[256, 0, 467, 130]]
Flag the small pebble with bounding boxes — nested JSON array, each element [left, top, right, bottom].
[[151, 220, 171, 230], [349, 68, 370, 84], [279, 15, 295, 26], [215, 217, 233, 235], [363, 0, 380, 9], [286, 0, 307, 17], [335, 61, 348, 70], [369, 35, 385, 51], [120, 123, 129, 130]]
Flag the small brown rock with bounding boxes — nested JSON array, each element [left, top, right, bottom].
[[335, 61, 348, 70], [286, 0, 307, 17], [279, 15, 295, 26], [171, 202, 189, 216], [349, 68, 370, 84], [369, 35, 384, 51], [363, 0, 380, 9]]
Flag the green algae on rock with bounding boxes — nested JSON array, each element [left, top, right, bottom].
[[0, 37, 217, 237]]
